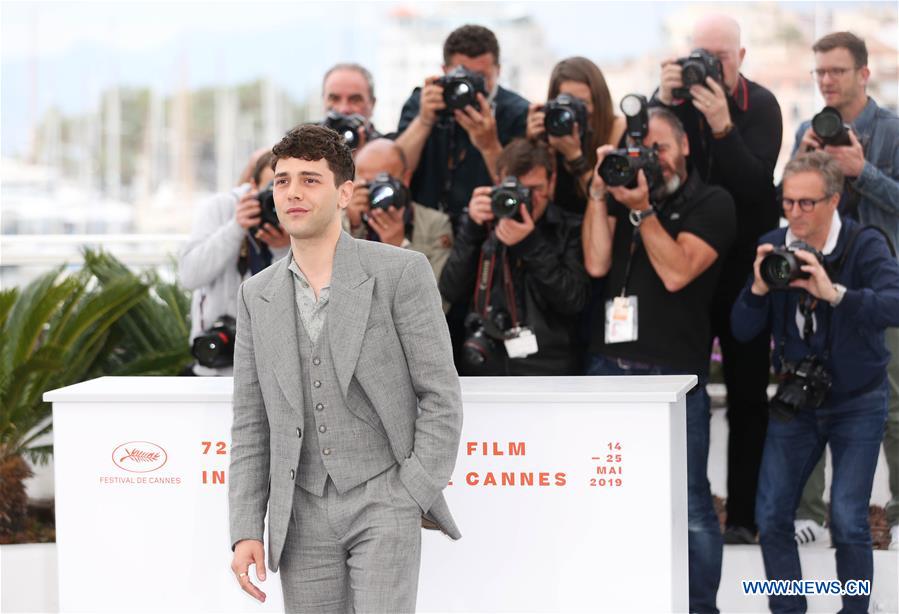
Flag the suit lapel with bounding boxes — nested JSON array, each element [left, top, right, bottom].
[[327, 232, 372, 397], [258, 255, 303, 415]]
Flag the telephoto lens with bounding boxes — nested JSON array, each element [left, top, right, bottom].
[[760, 241, 824, 289], [489, 176, 532, 220], [438, 67, 487, 113], [543, 94, 588, 139], [322, 111, 366, 149], [367, 173, 410, 211], [191, 315, 237, 368], [811, 107, 852, 147], [249, 181, 280, 235]]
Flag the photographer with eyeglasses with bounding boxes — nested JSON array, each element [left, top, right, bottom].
[[790, 32, 899, 550], [731, 151, 899, 614]]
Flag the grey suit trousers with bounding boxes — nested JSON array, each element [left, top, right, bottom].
[[279, 464, 422, 613]]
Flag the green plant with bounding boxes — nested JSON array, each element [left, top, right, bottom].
[[0, 250, 193, 537]]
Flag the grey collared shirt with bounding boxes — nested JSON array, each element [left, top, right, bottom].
[[287, 258, 330, 344]]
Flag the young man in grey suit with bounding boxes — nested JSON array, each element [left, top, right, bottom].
[[228, 124, 463, 613]]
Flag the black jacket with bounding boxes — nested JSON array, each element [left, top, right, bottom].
[[654, 75, 782, 300], [439, 204, 589, 375]]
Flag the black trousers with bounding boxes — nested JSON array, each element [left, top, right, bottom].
[[711, 288, 771, 532]]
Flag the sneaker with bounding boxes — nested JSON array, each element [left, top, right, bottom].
[[890, 525, 898, 551], [794, 519, 829, 547], [723, 525, 757, 544]]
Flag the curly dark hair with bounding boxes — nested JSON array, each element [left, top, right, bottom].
[[443, 25, 500, 65], [270, 124, 355, 185]]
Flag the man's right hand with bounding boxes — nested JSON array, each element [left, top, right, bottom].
[[798, 127, 822, 153], [419, 76, 446, 127], [236, 191, 263, 230], [658, 58, 683, 106], [231, 539, 267, 603], [468, 186, 495, 226], [348, 181, 371, 229], [751, 244, 775, 296]]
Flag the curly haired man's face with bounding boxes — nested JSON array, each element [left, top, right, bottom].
[[272, 157, 352, 240]]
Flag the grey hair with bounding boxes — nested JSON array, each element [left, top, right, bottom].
[[783, 151, 844, 196], [648, 107, 686, 142], [322, 63, 376, 102]]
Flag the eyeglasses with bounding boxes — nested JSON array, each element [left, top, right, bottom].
[[810, 67, 856, 80], [782, 196, 831, 212]]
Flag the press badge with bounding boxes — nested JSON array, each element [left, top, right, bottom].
[[504, 326, 539, 358], [604, 295, 639, 344]]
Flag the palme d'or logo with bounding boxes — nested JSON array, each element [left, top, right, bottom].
[[112, 441, 168, 473]]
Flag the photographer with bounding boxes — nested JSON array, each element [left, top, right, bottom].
[[321, 63, 381, 153], [731, 151, 899, 614], [438, 138, 589, 376], [395, 24, 529, 227], [346, 138, 453, 282], [526, 56, 626, 218], [583, 106, 735, 614], [790, 32, 899, 549], [654, 14, 782, 545], [178, 150, 290, 375]]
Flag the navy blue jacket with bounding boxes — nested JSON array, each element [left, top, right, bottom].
[[731, 217, 899, 402]]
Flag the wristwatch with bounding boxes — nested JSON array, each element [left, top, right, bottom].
[[829, 283, 847, 307], [629, 207, 657, 227]]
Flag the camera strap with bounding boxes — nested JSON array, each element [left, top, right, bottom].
[[470, 230, 521, 328], [619, 227, 643, 297]]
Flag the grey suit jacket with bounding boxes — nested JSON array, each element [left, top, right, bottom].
[[229, 231, 463, 571]]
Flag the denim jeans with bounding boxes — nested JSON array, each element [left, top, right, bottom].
[[755, 382, 888, 614], [586, 354, 723, 613]]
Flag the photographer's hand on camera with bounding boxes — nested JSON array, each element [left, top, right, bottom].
[[254, 223, 290, 249], [525, 103, 546, 140], [467, 186, 495, 226], [495, 204, 535, 247], [789, 249, 840, 303], [235, 190, 263, 230], [607, 168, 652, 213], [454, 93, 502, 174], [548, 123, 582, 163], [367, 206, 406, 247], [824, 129, 865, 178], [418, 76, 446, 128], [750, 244, 775, 296], [689, 77, 732, 135], [347, 181, 370, 231], [657, 58, 684, 106]]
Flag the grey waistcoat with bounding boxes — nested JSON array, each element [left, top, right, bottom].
[[295, 312, 395, 496]]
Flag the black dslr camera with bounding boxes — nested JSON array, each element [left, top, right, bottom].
[[249, 181, 279, 236], [543, 94, 588, 139], [367, 173, 410, 211], [598, 94, 664, 195], [462, 308, 512, 375], [760, 241, 825, 289], [191, 315, 237, 369], [811, 106, 852, 147], [673, 48, 724, 100], [771, 355, 832, 421], [437, 66, 487, 114], [322, 111, 367, 149], [490, 176, 531, 221]]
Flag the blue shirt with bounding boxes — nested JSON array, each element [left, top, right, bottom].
[[793, 97, 899, 251]]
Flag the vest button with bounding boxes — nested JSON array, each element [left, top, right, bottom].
[[313, 380, 322, 388], [313, 357, 321, 366], [316, 403, 324, 411], [318, 425, 327, 433], [322, 448, 331, 456]]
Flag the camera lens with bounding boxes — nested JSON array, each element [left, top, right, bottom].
[[369, 184, 395, 210], [760, 252, 798, 288], [598, 154, 635, 187], [812, 108, 842, 139], [682, 62, 705, 87], [546, 108, 573, 136], [492, 192, 520, 218]]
